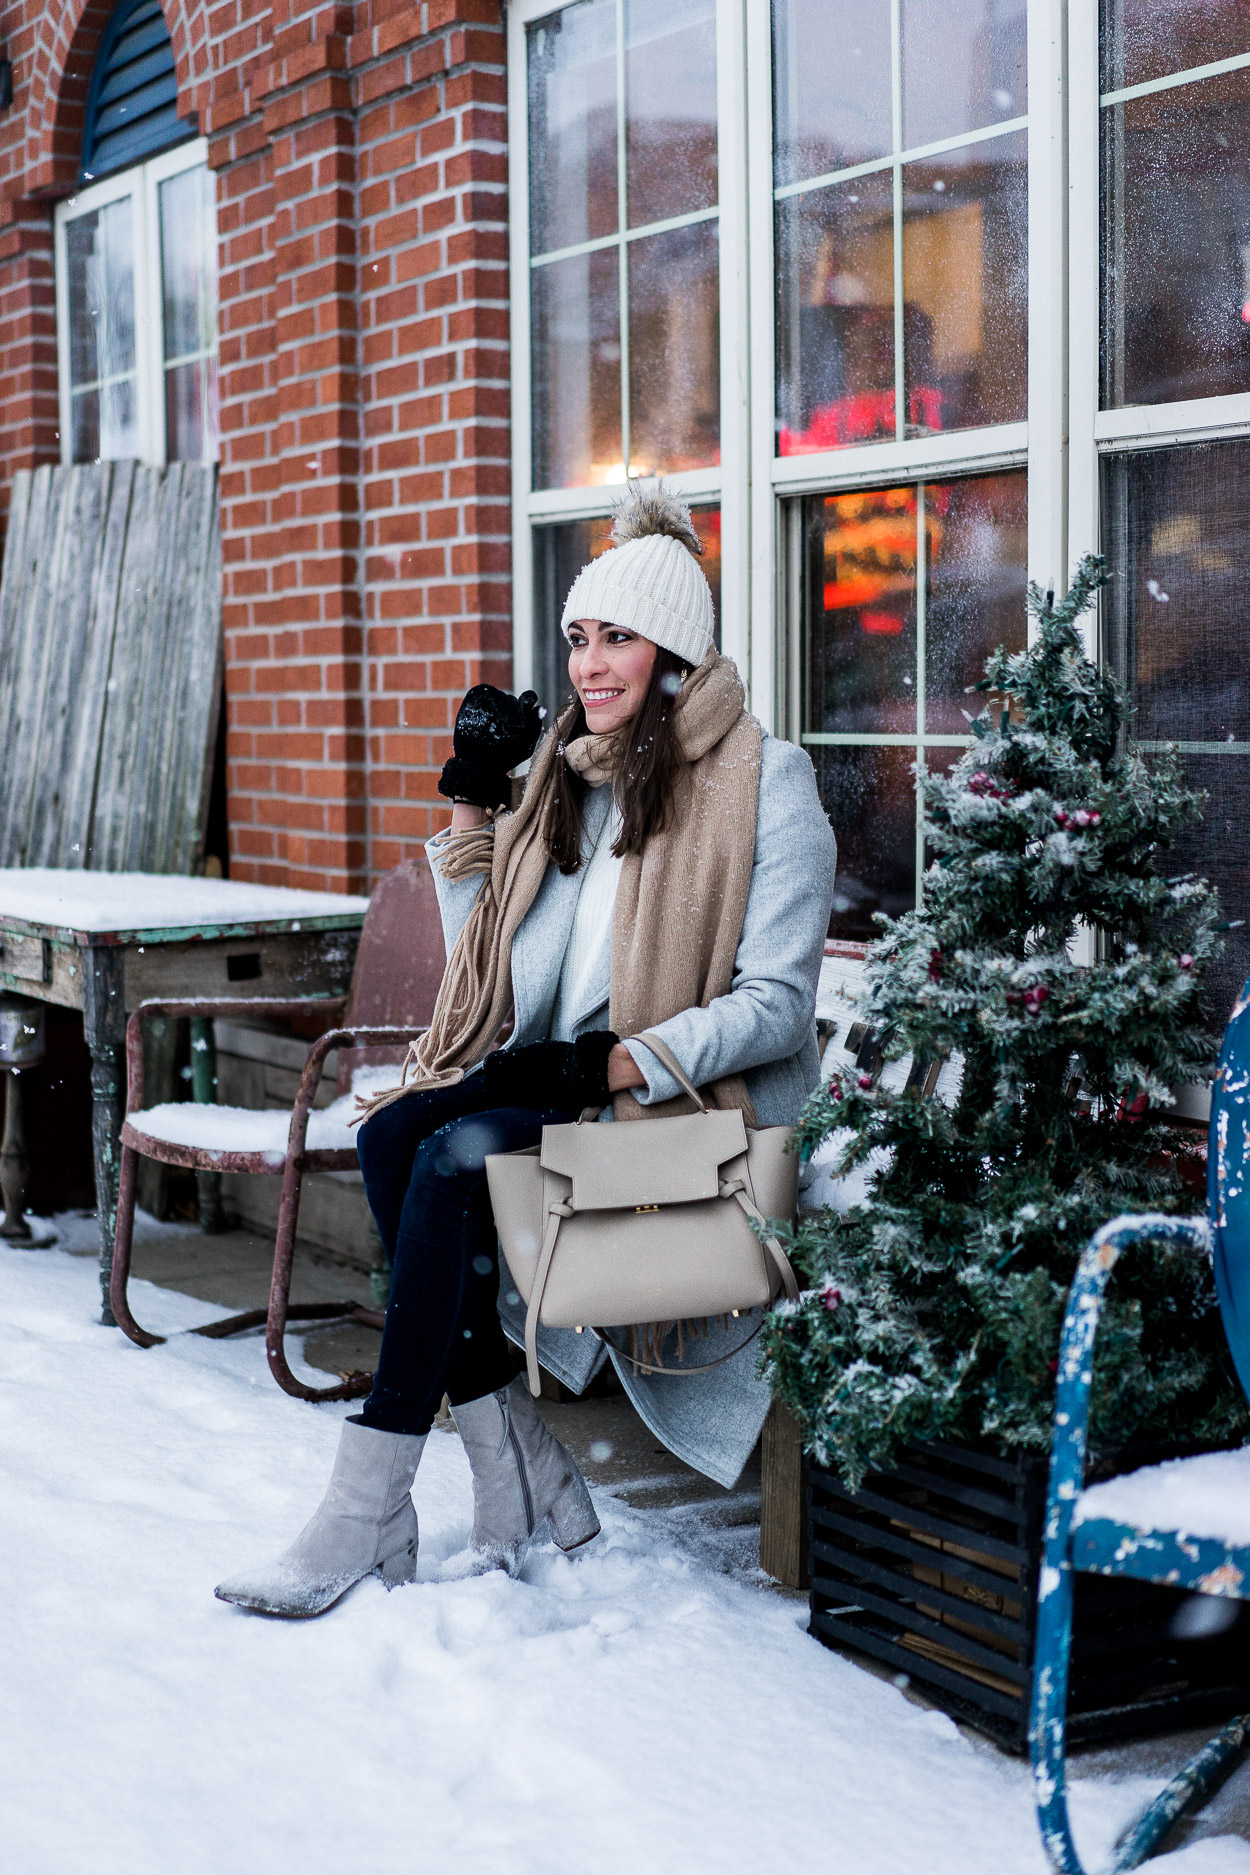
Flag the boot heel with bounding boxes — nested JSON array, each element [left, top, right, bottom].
[[376, 1538, 418, 1589], [548, 1471, 600, 1553]]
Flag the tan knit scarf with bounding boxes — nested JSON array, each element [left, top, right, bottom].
[[358, 651, 762, 1124]]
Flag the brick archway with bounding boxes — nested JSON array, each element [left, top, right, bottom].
[[25, 0, 213, 198]]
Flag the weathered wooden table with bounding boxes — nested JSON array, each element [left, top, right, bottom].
[[0, 871, 369, 1321]]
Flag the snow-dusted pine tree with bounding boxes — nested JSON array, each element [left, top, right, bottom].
[[764, 556, 1248, 1488]]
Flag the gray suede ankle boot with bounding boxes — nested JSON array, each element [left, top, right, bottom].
[[214, 1416, 425, 1618], [452, 1377, 600, 1574]]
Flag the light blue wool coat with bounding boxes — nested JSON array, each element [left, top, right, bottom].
[[425, 732, 837, 1486]]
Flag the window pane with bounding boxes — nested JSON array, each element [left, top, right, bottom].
[[776, 170, 895, 455], [65, 197, 136, 394], [1102, 0, 1248, 96], [901, 0, 1027, 149], [815, 744, 919, 940], [1103, 440, 1250, 1031], [159, 163, 216, 362], [924, 471, 1028, 735], [903, 132, 1028, 434], [165, 356, 219, 463], [805, 487, 919, 737], [71, 377, 139, 463], [528, 0, 618, 256], [1102, 66, 1250, 407], [533, 506, 721, 724], [628, 219, 720, 474], [625, 0, 717, 227], [772, 0, 892, 189], [531, 248, 622, 489]]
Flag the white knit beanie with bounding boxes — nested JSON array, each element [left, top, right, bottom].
[[560, 483, 715, 669]]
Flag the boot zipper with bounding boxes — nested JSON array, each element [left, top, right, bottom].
[[505, 1409, 535, 1536]]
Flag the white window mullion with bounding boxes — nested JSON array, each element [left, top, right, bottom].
[[714, 0, 751, 701], [1067, 0, 1102, 626], [138, 162, 164, 467], [1026, 0, 1068, 614], [745, 0, 778, 731], [507, 0, 536, 698]]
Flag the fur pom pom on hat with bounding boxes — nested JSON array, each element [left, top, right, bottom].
[[560, 481, 715, 668]]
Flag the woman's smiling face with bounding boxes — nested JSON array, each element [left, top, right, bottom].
[[566, 618, 658, 736]]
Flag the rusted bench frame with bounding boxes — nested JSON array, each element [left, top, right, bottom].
[[109, 996, 426, 1402]]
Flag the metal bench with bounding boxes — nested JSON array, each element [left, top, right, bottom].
[[107, 857, 445, 1402], [1031, 979, 1250, 1871]]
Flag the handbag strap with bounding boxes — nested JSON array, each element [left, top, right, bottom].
[[629, 1030, 711, 1112]]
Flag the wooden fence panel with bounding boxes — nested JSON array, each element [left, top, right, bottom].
[[0, 462, 221, 875]]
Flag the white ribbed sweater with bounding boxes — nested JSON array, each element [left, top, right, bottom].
[[550, 792, 622, 1041]]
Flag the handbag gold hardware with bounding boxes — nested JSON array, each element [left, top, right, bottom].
[[485, 1030, 800, 1395]]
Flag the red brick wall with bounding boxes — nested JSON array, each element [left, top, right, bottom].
[[0, 0, 511, 893]]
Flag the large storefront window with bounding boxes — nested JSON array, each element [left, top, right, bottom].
[[1101, 2, 1250, 409], [511, 2, 1250, 994], [527, 0, 720, 490], [774, 0, 1028, 454]]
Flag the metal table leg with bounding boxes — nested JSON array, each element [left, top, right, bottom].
[[83, 946, 125, 1325]]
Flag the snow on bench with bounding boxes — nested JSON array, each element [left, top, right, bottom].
[[1076, 1446, 1250, 1548], [130, 1065, 406, 1162], [0, 867, 369, 934]]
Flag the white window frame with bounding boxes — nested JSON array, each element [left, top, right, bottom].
[[54, 136, 216, 468]]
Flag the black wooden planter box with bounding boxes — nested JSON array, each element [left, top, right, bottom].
[[808, 1440, 1250, 1753]]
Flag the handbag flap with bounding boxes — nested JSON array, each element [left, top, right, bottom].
[[539, 1108, 748, 1211]]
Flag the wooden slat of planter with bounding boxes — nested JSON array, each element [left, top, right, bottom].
[[811, 1501, 1025, 1605]]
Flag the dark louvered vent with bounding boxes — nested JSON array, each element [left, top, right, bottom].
[[80, 0, 195, 184]]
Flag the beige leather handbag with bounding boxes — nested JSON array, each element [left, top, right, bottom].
[[485, 1032, 800, 1395]]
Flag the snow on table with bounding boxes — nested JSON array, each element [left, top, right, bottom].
[[0, 867, 369, 935], [131, 1066, 406, 1158], [2, 1242, 1244, 1875], [1077, 1446, 1250, 1547]]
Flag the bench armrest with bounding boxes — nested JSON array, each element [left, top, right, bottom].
[[124, 996, 348, 1114]]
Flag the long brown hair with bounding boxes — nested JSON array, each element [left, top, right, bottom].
[[547, 647, 690, 873]]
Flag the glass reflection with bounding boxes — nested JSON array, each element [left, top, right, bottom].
[[527, 0, 618, 255], [772, 0, 892, 189], [1104, 439, 1250, 1029], [625, 0, 717, 227], [1102, 0, 1249, 96], [776, 170, 896, 453], [629, 220, 720, 474], [925, 472, 1028, 733], [814, 744, 919, 940], [901, 0, 1027, 149], [902, 131, 1027, 433], [533, 505, 722, 724], [531, 248, 622, 488], [66, 198, 138, 462], [805, 486, 919, 737], [1102, 66, 1250, 407], [160, 165, 216, 361]]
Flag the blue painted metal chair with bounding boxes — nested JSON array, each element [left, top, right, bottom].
[[1031, 981, 1250, 1872]]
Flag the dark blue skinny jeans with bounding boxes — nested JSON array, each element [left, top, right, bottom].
[[355, 1080, 576, 1435]]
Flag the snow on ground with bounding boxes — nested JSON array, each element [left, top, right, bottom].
[[1079, 1448, 1250, 1546], [0, 867, 369, 933], [2, 1245, 1248, 1875]]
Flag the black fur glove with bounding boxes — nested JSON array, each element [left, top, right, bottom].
[[478, 1031, 620, 1113], [439, 684, 543, 811]]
